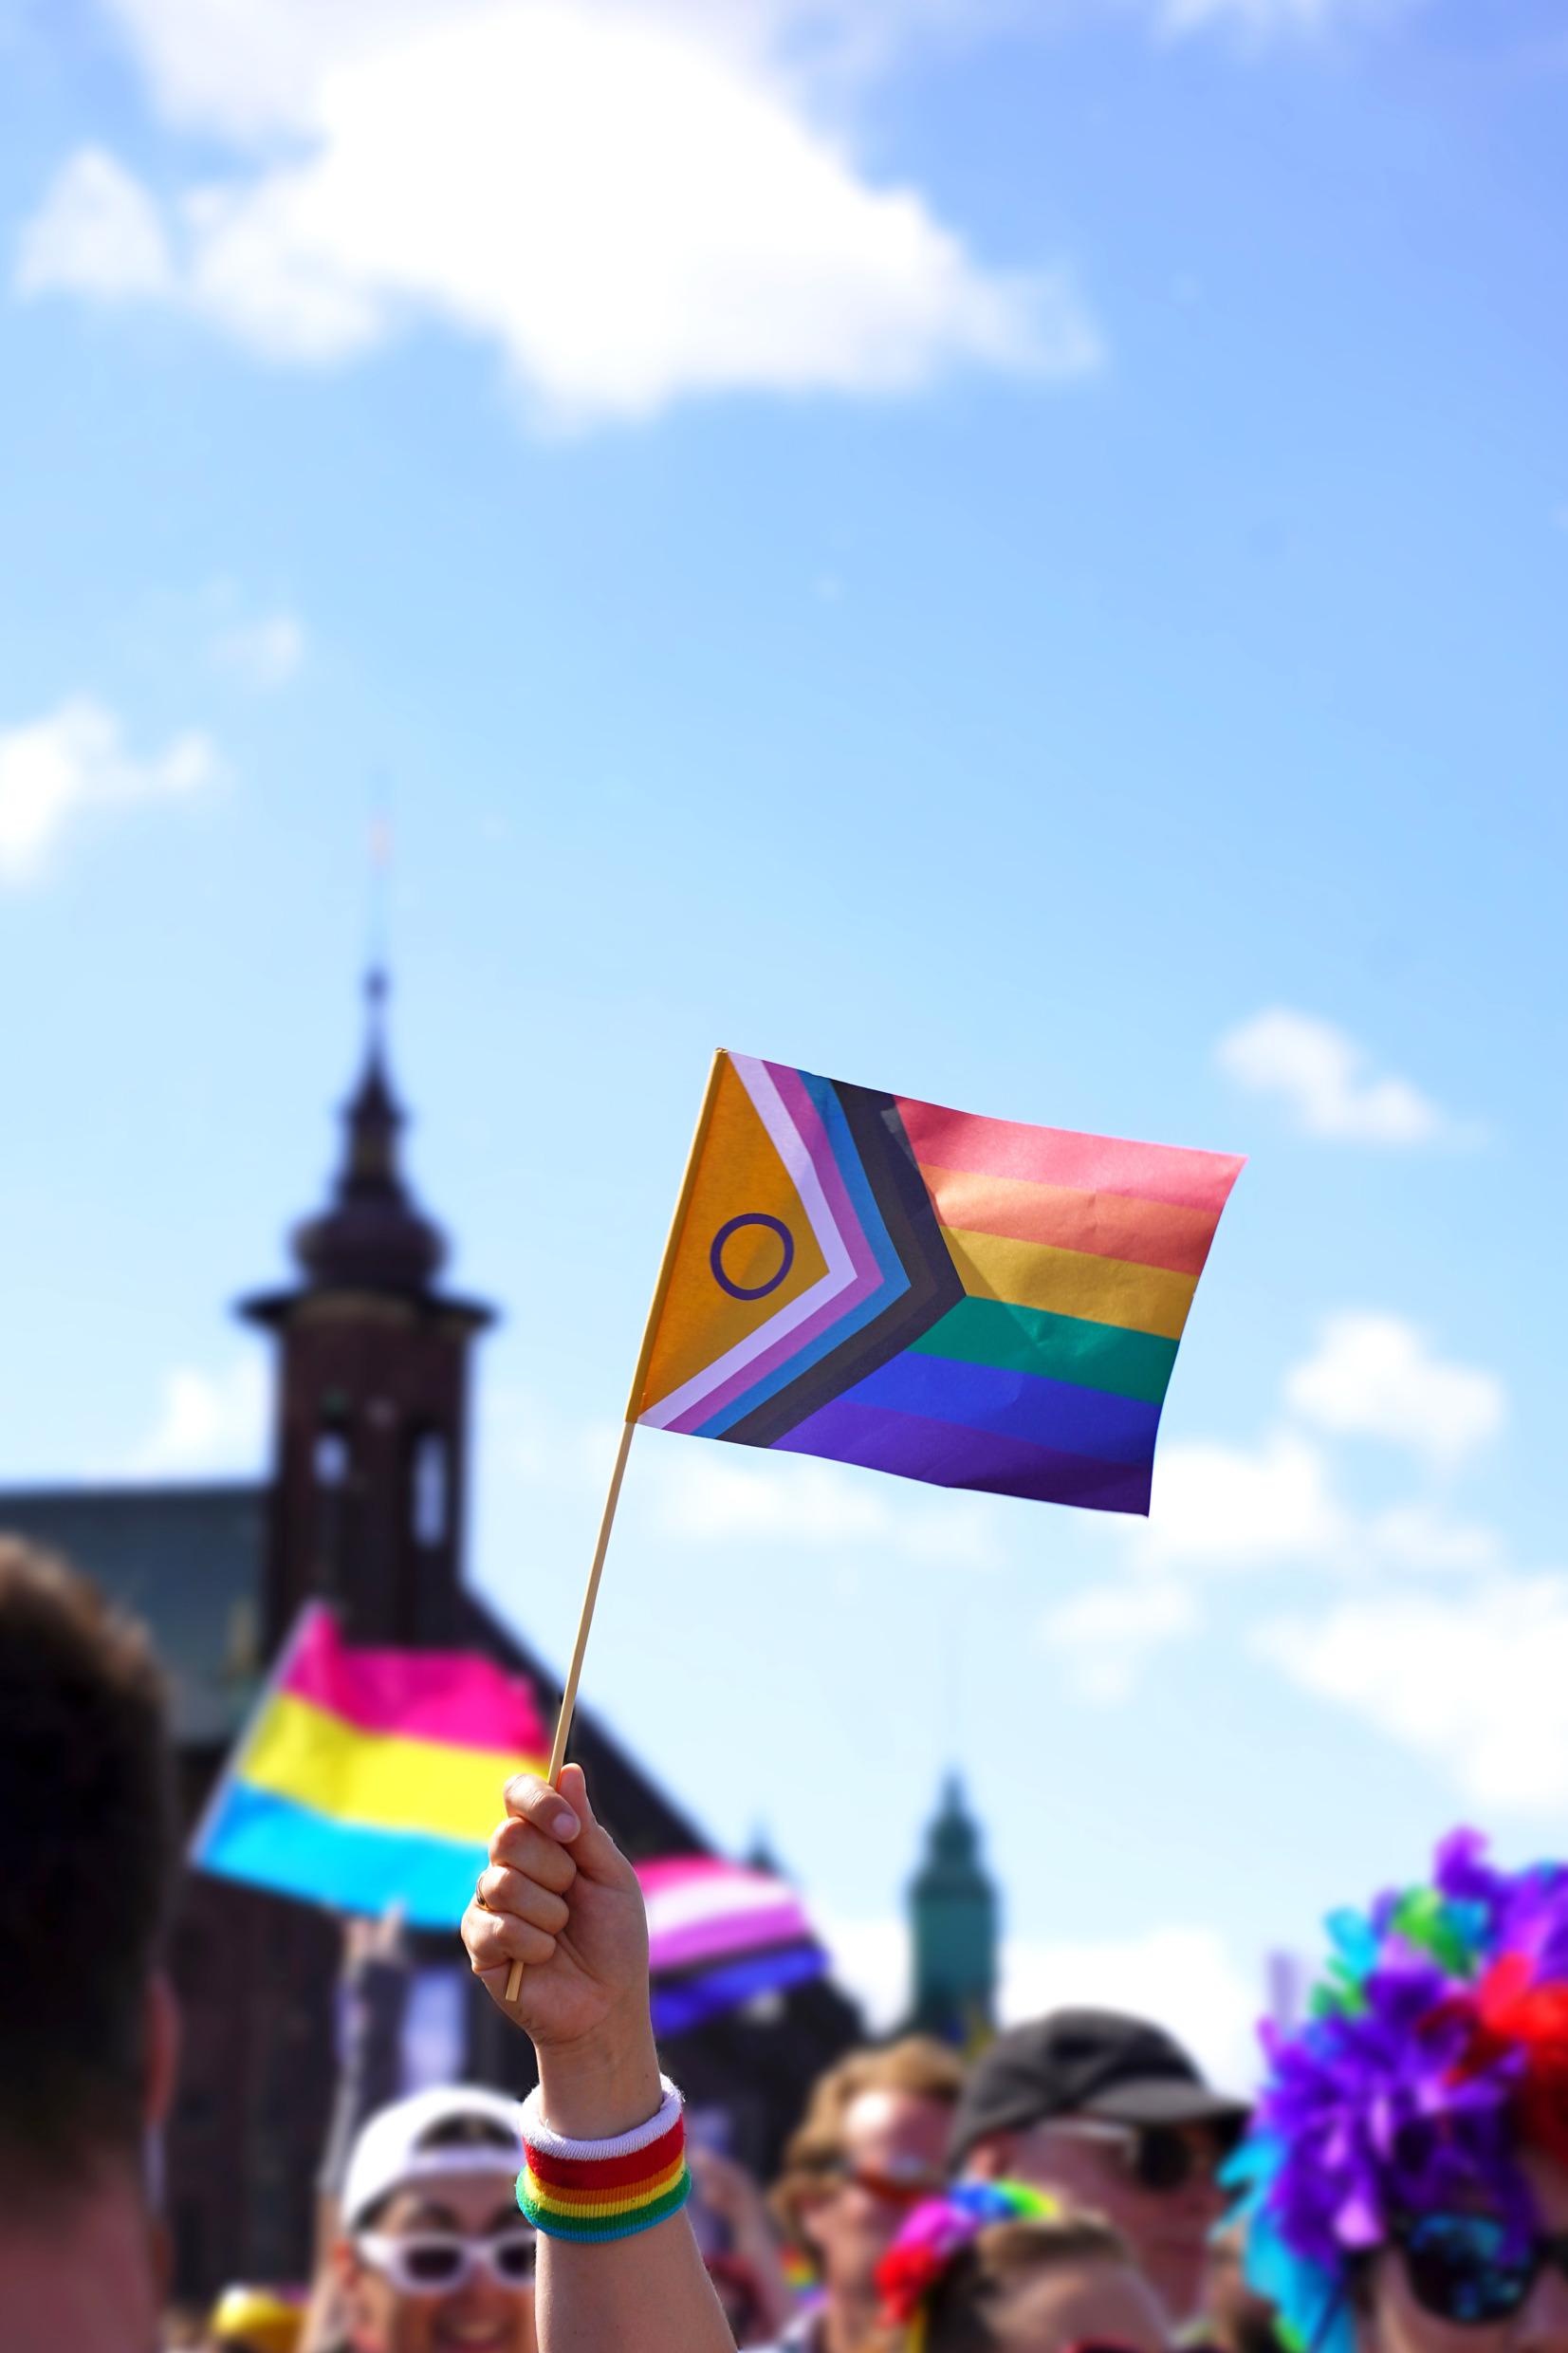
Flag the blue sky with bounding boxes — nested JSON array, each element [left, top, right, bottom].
[[2, 0, 1566, 2083]]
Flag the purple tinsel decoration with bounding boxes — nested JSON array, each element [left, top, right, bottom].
[[1231, 1832, 1568, 2353]]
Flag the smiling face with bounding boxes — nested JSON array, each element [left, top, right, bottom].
[[339, 2171, 537, 2353], [1359, 2153, 1568, 2353], [800, 2086, 957, 2305]]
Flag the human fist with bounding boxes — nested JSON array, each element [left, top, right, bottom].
[[462, 1762, 650, 2052]]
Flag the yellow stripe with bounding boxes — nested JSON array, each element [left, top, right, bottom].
[[243, 1692, 545, 1843], [526, 2158, 688, 2216], [938, 1226, 1197, 1342]]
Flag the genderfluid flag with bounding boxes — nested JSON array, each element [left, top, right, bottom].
[[192, 1605, 550, 1926], [635, 1055, 1244, 1517], [638, 1857, 828, 2036]]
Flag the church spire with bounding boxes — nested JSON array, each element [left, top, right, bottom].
[[908, 1774, 999, 2046], [286, 968, 447, 1298], [240, 966, 494, 1648]]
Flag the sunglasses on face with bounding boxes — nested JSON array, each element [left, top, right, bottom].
[[1394, 2213, 1568, 2328], [1050, 2120, 1238, 2196], [354, 2227, 538, 2296], [826, 2158, 949, 2209]]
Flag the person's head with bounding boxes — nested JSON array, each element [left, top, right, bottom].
[[948, 2010, 1246, 2329], [335, 2086, 537, 2353], [774, 2036, 966, 2314], [1232, 1832, 1568, 2353], [875, 2181, 1170, 2353], [0, 1535, 176, 2215]]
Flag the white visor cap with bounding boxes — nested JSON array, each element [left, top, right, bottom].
[[342, 2084, 528, 2231]]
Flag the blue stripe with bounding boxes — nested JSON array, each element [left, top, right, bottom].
[[842, 1349, 1162, 1465], [694, 1074, 910, 1437], [651, 1944, 827, 2036], [194, 1781, 486, 1929]]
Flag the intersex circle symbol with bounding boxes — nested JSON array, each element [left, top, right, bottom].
[[710, 1213, 795, 1301]]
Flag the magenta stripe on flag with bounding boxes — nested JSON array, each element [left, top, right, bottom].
[[649, 1903, 814, 1975], [281, 1606, 550, 1754]]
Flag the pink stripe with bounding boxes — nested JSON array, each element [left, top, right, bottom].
[[281, 1607, 550, 1755], [895, 1096, 1245, 1216], [649, 1904, 814, 1974], [662, 1061, 885, 1434]]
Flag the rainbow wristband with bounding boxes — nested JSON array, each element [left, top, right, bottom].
[[517, 2075, 691, 2245]]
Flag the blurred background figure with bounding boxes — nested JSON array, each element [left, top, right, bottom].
[[688, 2142, 794, 2346], [1202, 2223, 1282, 2353], [0, 1536, 177, 2353], [209, 2283, 306, 2353], [765, 2037, 966, 2353], [873, 2189, 1170, 2353], [303, 2084, 535, 2353], [950, 2010, 1246, 2332]]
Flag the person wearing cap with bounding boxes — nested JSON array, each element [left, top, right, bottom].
[[948, 2010, 1248, 2331], [312, 2085, 538, 2353]]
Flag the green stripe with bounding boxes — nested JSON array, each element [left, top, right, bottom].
[[909, 1296, 1177, 1405], [521, 2171, 692, 2243]]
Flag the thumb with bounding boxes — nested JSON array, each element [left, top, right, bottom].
[[556, 1762, 631, 1886]]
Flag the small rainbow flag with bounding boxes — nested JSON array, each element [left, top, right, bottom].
[[191, 1605, 549, 1927], [636, 1054, 1244, 1515], [638, 1857, 827, 2035]]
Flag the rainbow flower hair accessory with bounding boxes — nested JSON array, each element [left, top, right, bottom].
[[876, 2180, 1058, 2343], [1228, 1831, 1568, 2353]]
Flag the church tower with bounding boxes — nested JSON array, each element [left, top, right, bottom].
[[908, 1775, 999, 2045], [241, 972, 494, 1651]]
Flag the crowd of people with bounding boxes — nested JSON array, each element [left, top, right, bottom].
[[9, 1531, 1568, 2353]]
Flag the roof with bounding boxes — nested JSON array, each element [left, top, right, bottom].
[[0, 1481, 267, 1745]]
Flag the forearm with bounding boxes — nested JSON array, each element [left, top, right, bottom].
[[532, 2011, 735, 2353]]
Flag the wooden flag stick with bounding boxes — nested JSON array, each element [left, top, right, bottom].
[[503, 1050, 726, 2008]]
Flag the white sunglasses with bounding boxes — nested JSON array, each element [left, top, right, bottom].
[[355, 2226, 538, 2295]]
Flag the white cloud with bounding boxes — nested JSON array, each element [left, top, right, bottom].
[[1215, 1008, 1460, 1144], [0, 696, 219, 882], [1038, 1576, 1197, 1700], [821, 1910, 1259, 2091], [18, 2, 1100, 428], [14, 146, 174, 301], [120, 1356, 269, 1478], [1259, 1574, 1568, 1813], [1286, 1311, 1505, 1467], [647, 1440, 1001, 1567], [1364, 1500, 1503, 1575], [1139, 1427, 1346, 1568], [213, 609, 306, 688]]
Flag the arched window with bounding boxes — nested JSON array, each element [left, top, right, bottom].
[[314, 1427, 350, 1488], [411, 1430, 449, 1547]]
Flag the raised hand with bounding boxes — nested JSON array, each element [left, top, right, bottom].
[[462, 1762, 650, 2056]]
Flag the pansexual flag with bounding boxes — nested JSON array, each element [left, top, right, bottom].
[[635, 1054, 1243, 1517], [638, 1857, 827, 2036], [191, 1604, 549, 1927]]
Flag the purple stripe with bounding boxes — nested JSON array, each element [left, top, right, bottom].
[[774, 1397, 1153, 1515], [663, 1061, 885, 1435], [650, 1902, 813, 1974]]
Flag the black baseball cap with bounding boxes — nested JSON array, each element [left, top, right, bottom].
[[948, 2008, 1248, 2170]]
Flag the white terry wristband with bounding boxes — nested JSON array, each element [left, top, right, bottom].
[[521, 2074, 683, 2161]]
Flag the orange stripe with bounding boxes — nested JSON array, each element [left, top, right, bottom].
[[526, 2158, 688, 2217], [917, 1162, 1219, 1275]]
